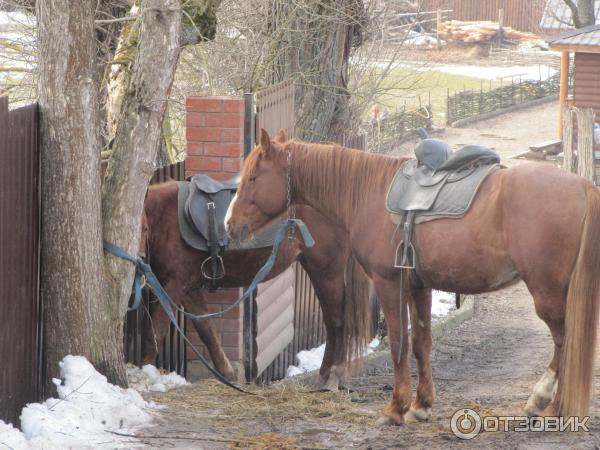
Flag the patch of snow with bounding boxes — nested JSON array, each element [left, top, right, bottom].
[[370, 60, 557, 81], [403, 33, 439, 47], [0, 11, 36, 28], [426, 64, 556, 81], [126, 364, 188, 393], [432, 290, 457, 320], [285, 291, 457, 378], [0, 355, 161, 449], [286, 338, 380, 378]]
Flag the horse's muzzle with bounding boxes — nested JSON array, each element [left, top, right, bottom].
[[227, 221, 249, 243]]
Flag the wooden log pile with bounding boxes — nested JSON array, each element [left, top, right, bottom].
[[438, 20, 541, 45]]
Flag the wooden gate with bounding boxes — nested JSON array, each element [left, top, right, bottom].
[[244, 81, 369, 383], [0, 98, 42, 425]]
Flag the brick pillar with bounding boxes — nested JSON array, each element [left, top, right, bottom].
[[185, 96, 244, 180], [184, 96, 245, 381]]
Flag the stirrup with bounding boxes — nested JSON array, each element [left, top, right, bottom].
[[394, 240, 416, 269], [201, 255, 226, 280]]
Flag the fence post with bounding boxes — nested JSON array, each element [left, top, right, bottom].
[[575, 107, 596, 182], [562, 107, 575, 173], [446, 88, 450, 125], [497, 9, 504, 47]]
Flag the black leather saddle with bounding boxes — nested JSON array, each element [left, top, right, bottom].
[[182, 174, 239, 291], [414, 138, 453, 170], [186, 174, 239, 247], [387, 142, 501, 270]]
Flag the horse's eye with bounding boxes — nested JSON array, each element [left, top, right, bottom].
[[249, 176, 257, 182]]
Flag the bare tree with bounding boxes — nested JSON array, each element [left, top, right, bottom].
[[37, 0, 219, 388], [563, 0, 597, 28]]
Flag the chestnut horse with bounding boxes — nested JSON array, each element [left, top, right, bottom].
[[141, 179, 371, 387], [227, 128, 600, 424]]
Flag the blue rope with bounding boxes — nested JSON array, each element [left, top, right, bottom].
[[104, 219, 314, 319], [103, 219, 315, 393]]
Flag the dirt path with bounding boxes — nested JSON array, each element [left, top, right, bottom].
[[143, 283, 599, 449], [395, 100, 559, 166]]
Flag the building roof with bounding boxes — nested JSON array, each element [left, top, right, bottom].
[[547, 24, 600, 51], [540, 0, 600, 30]]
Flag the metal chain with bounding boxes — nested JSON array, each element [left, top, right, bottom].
[[286, 146, 296, 239]]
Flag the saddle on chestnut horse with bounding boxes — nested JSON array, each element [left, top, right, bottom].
[[386, 139, 501, 269]]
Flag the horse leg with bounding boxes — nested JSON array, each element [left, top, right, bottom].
[[141, 301, 171, 365], [523, 290, 564, 417], [404, 286, 435, 423], [181, 291, 236, 381], [303, 265, 345, 391], [373, 275, 411, 426]]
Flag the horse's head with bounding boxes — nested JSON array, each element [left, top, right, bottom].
[[227, 128, 289, 242]]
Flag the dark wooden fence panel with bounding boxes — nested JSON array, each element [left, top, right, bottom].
[[0, 98, 41, 426]]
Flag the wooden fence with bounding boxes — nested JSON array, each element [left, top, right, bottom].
[[447, 73, 561, 125], [419, 0, 547, 34], [0, 98, 41, 426]]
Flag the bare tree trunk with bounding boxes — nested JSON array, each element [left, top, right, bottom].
[[37, 0, 109, 390], [268, 0, 365, 141], [564, 0, 596, 28], [101, 0, 182, 386]]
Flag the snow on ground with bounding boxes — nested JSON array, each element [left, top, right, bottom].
[[432, 290, 457, 320], [0, 356, 180, 450], [424, 64, 556, 81], [286, 291, 457, 377], [287, 338, 380, 377], [371, 60, 557, 81], [126, 364, 188, 393]]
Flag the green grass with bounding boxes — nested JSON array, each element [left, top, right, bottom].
[[373, 67, 503, 125]]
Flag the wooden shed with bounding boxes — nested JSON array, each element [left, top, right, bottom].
[[547, 25, 600, 133], [547, 25, 600, 184]]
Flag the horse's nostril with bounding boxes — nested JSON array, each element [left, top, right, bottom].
[[240, 224, 249, 242]]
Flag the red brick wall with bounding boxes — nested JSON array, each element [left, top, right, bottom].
[[185, 97, 244, 180], [185, 96, 245, 380]]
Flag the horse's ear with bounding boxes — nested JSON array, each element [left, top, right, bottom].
[[259, 128, 273, 157], [274, 128, 287, 143]]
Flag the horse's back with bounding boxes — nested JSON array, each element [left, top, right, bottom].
[[413, 163, 590, 293]]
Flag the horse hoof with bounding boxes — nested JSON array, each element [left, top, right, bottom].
[[219, 361, 238, 382], [404, 406, 431, 423], [313, 373, 340, 392], [377, 414, 404, 426]]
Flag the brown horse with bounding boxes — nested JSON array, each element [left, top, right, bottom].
[[141, 175, 371, 387], [227, 128, 600, 424]]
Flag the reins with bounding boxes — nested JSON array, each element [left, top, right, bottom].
[[104, 218, 315, 394]]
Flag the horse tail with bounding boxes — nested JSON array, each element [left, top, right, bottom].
[[559, 185, 600, 417], [342, 253, 373, 366]]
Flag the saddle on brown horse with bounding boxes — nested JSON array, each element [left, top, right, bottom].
[[177, 174, 280, 290], [386, 138, 501, 269]]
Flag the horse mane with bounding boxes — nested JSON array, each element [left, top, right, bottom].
[[284, 140, 406, 225]]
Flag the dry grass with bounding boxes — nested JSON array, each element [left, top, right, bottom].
[[146, 378, 376, 426]]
